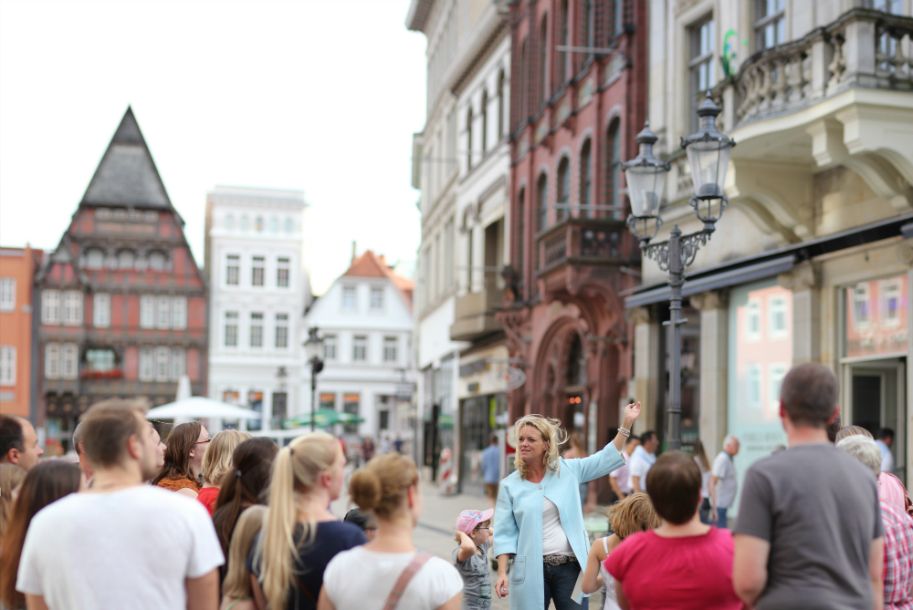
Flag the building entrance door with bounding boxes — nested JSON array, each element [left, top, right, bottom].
[[848, 358, 907, 483]]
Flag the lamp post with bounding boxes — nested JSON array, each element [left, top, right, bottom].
[[303, 327, 325, 432], [623, 93, 735, 450]]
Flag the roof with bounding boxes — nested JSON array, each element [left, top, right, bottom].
[[343, 250, 415, 308], [79, 107, 173, 210]]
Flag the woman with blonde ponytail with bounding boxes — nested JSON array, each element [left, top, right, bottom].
[[319, 454, 462, 610], [251, 431, 364, 610]]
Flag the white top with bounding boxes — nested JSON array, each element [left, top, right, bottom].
[[323, 547, 463, 610], [542, 497, 573, 555], [876, 439, 894, 473], [17, 486, 224, 610], [628, 446, 656, 491], [712, 451, 738, 509], [696, 456, 711, 499], [609, 451, 632, 495], [601, 537, 622, 610]]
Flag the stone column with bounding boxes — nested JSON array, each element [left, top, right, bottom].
[[690, 291, 728, 455], [779, 261, 820, 364], [629, 307, 660, 432]]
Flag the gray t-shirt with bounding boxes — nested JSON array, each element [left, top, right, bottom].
[[734, 444, 883, 610], [712, 451, 737, 509], [452, 541, 491, 610]]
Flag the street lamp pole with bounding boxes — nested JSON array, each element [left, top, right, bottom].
[[624, 93, 735, 450], [304, 327, 325, 432]]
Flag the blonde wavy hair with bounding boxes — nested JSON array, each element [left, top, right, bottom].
[[609, 492, 660, 539], [261, 431, 340, 610], [222, 504, 266, 601], [511, 415, 567, 479], [202, 429, 250, 486]]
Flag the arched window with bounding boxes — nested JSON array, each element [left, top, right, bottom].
[[117, 249, 136, 270], [606, 120, 622, 217], [580, 139, 592, 217], [539, 15, 549, 108], [497, 70, 506, 138], [557, 0, 569, 85], [517, 188, 526, 275], [83, 248, 105, 270], [466, 106, 473, 171], [519, 39, 529, 123], [148, 250, 167, 271], [537, 173, 549, 233], [480, 90, 488, 156], [566, 334, 585, 386], [556, 158, 570, 222]]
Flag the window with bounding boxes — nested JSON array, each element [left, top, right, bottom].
[[881, 279, 902, 327], [224, 214, 235, 230], [117, 249, 136, 270], [480, 90, 488, 156], [497, 70, 506, 138], [747, 365, 762, 408], [171, 348, 185, 380], [93, 293, 110, 328], [852, 284, 871, 328], [84, 248, 105, 269], [517, 188, 526, 278], [519, 39, 529, 122], [343, 393, 360, 435], [538, 15, 549, 107], [62, 291, 82, 326], [60, 343, 78, 380], [342, 286, 357, 311], [139, 348, 155, 381], [606, 121, 622, 217], [276, 257, 290, 288], [352, 335, 367, 362], [148, 250, 167, 271], [580, 140, 592, 218], [272, 391, 288, 427], [746, 299, 762, 340], [241, 215, 251, 232], [323, 334, 337, 361], [556, 158, 570, 222], [444, 219, 455, 292], [171, 297, 187, 330], [285, 217, 295, 233], [612, 0, 624, 37], [140, 295, 155, 329], [466, 106, 473, 170], [689, 17, 715, 130], [768, 363, 788, 411], [319, 392, 336, 410], [754, 0, 785, 52], [269, 216, 279, 233], [156, 296, 172, 329], [85, 348, 116, 372], [224, 311, 239, 347], [383, 336, 398, 363], [45, 344, 60, 379], [274, 313, 289, 349], [557, 0, 569, 85], [0, 278, 15, 311], [768, 295, 788, 338], [0, 346, 15, 385], [42, 290, 61, 325], [370, 287, 384, 310], [155, 347, 170, 382], [583, 0, 595, 61], [226, 254, 240, 286], [250, 312, 264, 348], [255, 216, 264, 232], [251, 256, 265, 287], [537, 174, 549, 232]]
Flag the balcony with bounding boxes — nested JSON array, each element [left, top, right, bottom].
[[449, 281, 504, 342], [537, 215, 634, 271]]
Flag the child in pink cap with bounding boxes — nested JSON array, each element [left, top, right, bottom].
[[453, 508, 494, 609]]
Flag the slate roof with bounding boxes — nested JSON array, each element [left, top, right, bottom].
[[79, 107, 173, 210]]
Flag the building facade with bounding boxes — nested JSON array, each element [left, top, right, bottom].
[[205, 186, 309, 431], [629, 0, 913, 506], [0, 246, 42, 419], [498, 0, 648, 492], [302, 251, 416, 452], [35, 108, 208, 452]]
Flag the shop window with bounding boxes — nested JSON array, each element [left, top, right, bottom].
[[343, 393, 360, 435]]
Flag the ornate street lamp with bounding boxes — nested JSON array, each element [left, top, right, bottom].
[[303, 327, 325, 432], [624, 93, 735, 450]]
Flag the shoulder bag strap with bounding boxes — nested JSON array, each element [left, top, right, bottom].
[[381, 551, 433, 610]]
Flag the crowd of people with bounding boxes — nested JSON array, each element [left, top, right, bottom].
[[0, 361, 910, 610]]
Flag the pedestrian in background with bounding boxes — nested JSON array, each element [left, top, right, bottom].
[[608, 436, 639, 502], [838, 435, 913, 610], [561, 434, 597, 514], [320, 453, 463, 610], [692, 440, 712, 524], [709, 435, 739, 528], [220, 505, 266, 610], [606, 452, 741, 610], [252, 431, 364, 610], [153, 421, 210, 497], [877, 428, 896, 473], [213, 438, 279, 569], [0, 463, 26, 537], [14, 401, 223, 609], [628, 431, 657, 493], [453, 508, 494, 610], [733, 363, 884, 610], [480, 436, 500, 507], [199, 430, 251, 515], [0, 415, 43, 472], [494, 402, 641, 610], [0, 460, 81, 610], [581, 492, 659, 610]]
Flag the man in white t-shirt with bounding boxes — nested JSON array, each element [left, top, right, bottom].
[[16, 400, 224, 610], [629, 431, 659, 493], [609, 435, 640, 499], [709, 434, 740, 528]]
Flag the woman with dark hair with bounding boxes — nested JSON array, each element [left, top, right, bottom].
[[152, 421, 209, 497], [605, 451, 741, 610], [212, 437, 278, 563], [0, 460, 82, 610]]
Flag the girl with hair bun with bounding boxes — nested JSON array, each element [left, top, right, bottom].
[[252, 432, 364, 610], [319, 453, 462, 610]]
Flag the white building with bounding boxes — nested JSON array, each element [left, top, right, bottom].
[[303, 251, 416, 448], [205, 186, 309, 430]]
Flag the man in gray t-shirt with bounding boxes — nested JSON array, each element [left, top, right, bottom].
[[733, 363, 884, 610]]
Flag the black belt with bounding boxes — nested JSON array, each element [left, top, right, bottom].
[[543, 554, 577, 566]]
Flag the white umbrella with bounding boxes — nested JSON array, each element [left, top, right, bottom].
[[146, 397, 260, 423]]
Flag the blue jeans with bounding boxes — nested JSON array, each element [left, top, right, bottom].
[[715, 507, 728, 528], [543, 561, 588, 610]]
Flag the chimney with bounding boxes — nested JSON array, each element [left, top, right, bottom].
[[351, 241, 357, 264]]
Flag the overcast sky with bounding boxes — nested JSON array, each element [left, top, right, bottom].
[[0, 0, 426, 294]]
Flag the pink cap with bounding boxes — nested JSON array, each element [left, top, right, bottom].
[[455, 508, 495, 535]]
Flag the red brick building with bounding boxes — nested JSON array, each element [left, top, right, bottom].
[[35, 108, 207, 451], [0, 245, 43, 418], [499, 1, 647, 460]]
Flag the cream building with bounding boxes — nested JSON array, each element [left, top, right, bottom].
[[629, 0, 913, 499]]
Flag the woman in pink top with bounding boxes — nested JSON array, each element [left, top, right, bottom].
[[605, 451, 741, 610]]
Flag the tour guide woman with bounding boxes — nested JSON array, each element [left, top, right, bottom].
[[494, 401, 641, 610]]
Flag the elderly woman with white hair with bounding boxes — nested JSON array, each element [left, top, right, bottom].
[[494, 402, 642, 610], [837, 435, 913, 609]]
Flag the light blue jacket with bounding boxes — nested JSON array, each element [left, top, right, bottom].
[[493, 442, 624, 610]]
